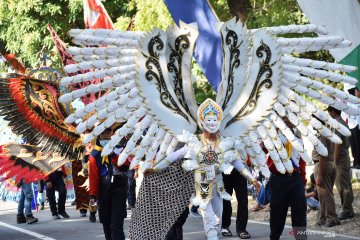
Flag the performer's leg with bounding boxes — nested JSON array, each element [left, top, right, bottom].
[[221, 172, 234, 229], [202, 197, 216, 234], [212, 190, 223, 232], [55, 176, 67, 214], [46, 184, 57, 215], [234, 173, 248, 233], [289, 174, 307, 240], [110, 175, 127, 240], [22, 183, 33, 217], [127, 170, 136, 207], [165, 207, 189, 240], [269, 175, 289, 240], [17, 189, 25, 216]]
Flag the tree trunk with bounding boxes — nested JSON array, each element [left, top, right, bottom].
[[226, 0, 252, 22]]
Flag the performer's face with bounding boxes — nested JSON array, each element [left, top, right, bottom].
[[202, 115, 220, 133]]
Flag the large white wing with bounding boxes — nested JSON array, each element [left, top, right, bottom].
[[58, 23, 199, 168], [217, 18, 359, 175]]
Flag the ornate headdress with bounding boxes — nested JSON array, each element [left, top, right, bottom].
[[197, 98, 223, 122]]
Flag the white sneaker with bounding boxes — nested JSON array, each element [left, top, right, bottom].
[[207, 229, 219, 240]]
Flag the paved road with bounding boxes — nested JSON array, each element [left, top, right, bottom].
[[0, 202, 358, 240]]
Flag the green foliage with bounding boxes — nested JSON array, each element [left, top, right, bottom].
[[192, 61, 216, 103], [209, 0, 231, 21], [246, 0, 308, 28], [0, 0, 341, 104], [0, 0, 132, 67], [125, 0, 173, 31]]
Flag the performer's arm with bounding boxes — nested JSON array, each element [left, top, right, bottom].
[[88, 155, 99, 199], [233, 159, 260, 192], [153, 146, 187, 171]]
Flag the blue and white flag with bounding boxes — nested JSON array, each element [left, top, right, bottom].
[[163, 0, 222, 91]]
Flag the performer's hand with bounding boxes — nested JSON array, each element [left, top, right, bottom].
[[134, 170, 138, 178], [46, 181, 52, 189], [253, 180, 261, 193]]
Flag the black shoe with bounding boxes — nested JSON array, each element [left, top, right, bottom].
[[58, 211, 70, 218], [26, 215, 38, 224], [17, 214, 26, 224], [52, 214, 60, 220], [315, 221, 325, 227], [79, 209, 87, 217], [324, 220, 340, 227], [89, 213, 96, 223], [338, 211, 354, 220]]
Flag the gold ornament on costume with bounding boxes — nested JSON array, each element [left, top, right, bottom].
[[197, 98, 223, 122]]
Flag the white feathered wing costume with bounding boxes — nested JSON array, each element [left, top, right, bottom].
[[59, 18, 359, 202]]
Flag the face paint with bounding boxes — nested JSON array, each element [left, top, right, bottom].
[[202, 115, 220, 133]]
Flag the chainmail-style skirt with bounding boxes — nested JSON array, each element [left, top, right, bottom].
[[129, 161, 194, 240]]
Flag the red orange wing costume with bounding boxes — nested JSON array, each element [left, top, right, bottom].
[[0, 73, 82, 183]]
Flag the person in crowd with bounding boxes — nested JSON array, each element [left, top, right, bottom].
[[305, 173, 319, 211], [16, 180, 38, 224], [268, 116, 307, 240], [37, 179, 45, 210], [343, 88, 360, 169], [327, 106, 354, 220], [130, 143, 194, 240], [313, 128, 338, 227], [126, 159, 137, 210], [72, 141, 93, 220], [46, 165, 69, 219], [221, 168, 253, 239], [251, 179, 271, 212], [88, 127, 128, 240]]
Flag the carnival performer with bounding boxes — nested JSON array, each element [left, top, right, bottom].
[[56, 17, 360, 240], [152, 99, 260, 240], [72, 140, 93, 220], [130, 143, 194, 240], [88, 127, 128, 240]]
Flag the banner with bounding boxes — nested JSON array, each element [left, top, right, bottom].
[[163, 0, 222, 91], [83, 0, 114, 29], [297, 0, 360, 90]]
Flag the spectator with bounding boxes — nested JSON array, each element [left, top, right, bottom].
[[327, 106, 354, 220], [37, 179, 45, 210], [342, 88, 360, 169], [313, 131, 338, 227], [305, 173, 319, 211], [46, 165, 69, 219], [221, 168, 252, 239], [126, 161, 137, 210], [16, 180, 38, 224], [251, 180, 271, 212]]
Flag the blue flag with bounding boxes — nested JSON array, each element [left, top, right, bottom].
[[163, 0, 222, 91]]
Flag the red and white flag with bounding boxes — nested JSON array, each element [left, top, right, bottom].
[[83, 0, 114, 29]]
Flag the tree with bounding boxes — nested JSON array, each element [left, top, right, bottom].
[[0, 0, 134, 67]]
